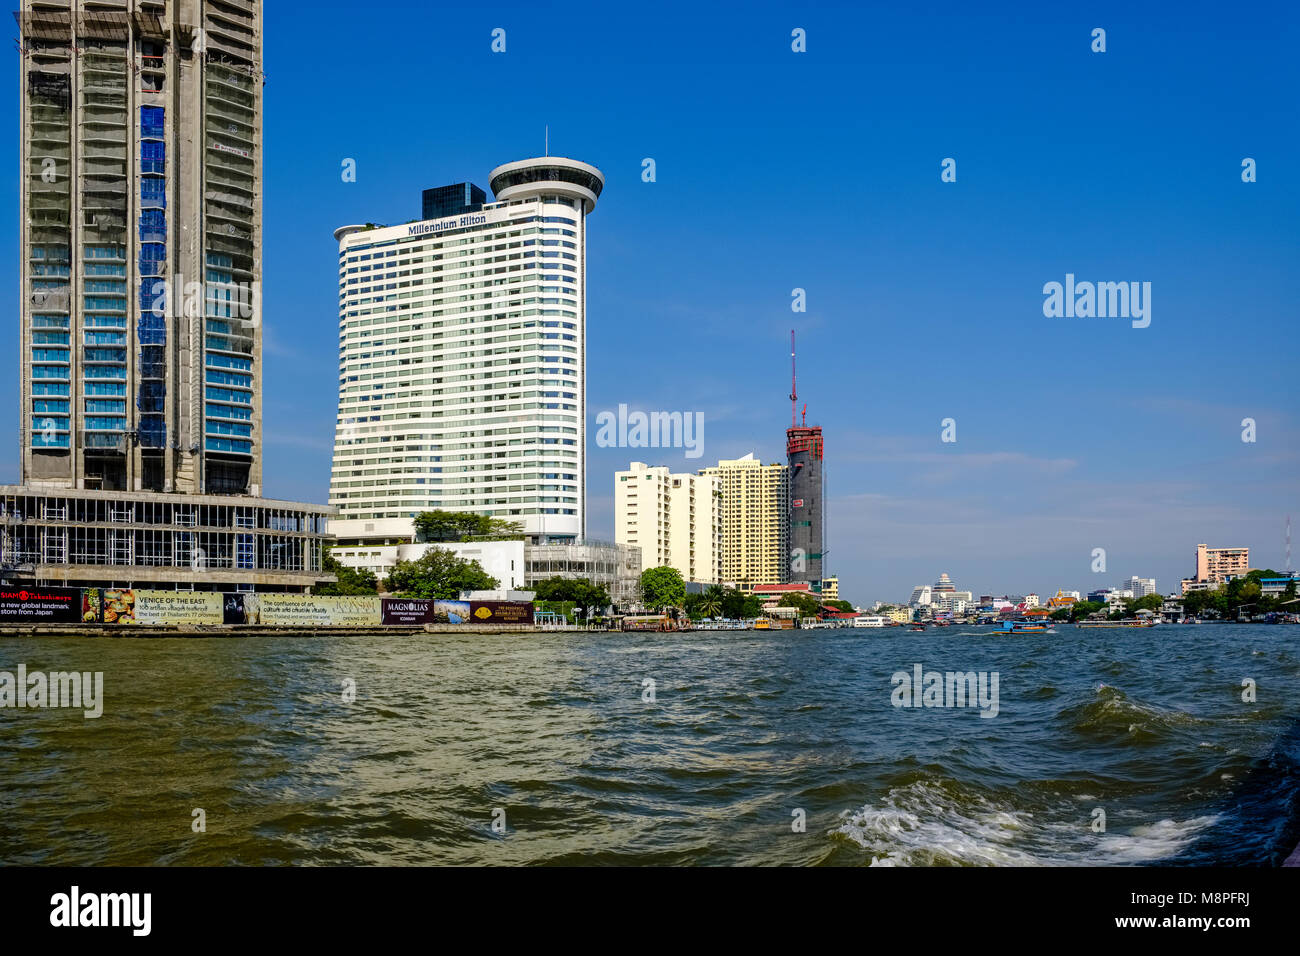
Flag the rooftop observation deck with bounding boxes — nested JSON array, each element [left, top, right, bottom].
[[488, 157, 604, 213]]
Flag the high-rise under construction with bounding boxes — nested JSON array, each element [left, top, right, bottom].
[[17, 0, 262, 496], [3, 1, 332, 592], [786, 332, 824, 590]]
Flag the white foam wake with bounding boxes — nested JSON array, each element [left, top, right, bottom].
[[831, 780, 1219, 866]]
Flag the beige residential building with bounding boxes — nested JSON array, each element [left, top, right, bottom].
[[700, 453, 789, 591], [1181, 543, 1251, 595], [821, 576, 839, 601], [615, 462, 720, 585], [1195, 544, 1250, 582]]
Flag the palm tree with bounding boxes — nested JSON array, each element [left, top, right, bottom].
[[698, 585, 724, 619]]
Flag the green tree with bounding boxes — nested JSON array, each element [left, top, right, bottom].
[[1237, 580, 1262, 604], [825, 599, 854, 613], [1131, 593, 1164, 613], [532, 577, 610, 615], [778, 592, 822, 618], [385, 547, 499, 599], [720, 588, 761, 620], [640, 566, 686, 610], [1068, 600, 1105, 621], [697, 585, 725, 618], [413, 510, 524, 543], [315, 552, 380, 596], [1183, 586, 1228, 617], [682, 592, 706, 620], [1222, 570, 1284, 611]]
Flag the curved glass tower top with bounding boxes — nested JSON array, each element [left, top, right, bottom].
[[488, 157, 604, 213]]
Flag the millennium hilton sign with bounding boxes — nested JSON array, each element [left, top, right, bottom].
[[408, 213, 488, 237]]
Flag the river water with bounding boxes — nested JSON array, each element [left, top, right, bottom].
[[2, 622, 1298, 865]]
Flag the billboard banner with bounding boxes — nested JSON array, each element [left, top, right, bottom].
[[88, 589, 224, 625], [381, 598, 436, 625], [434, 600, 471, 624], [468, 600, 534, 624], [0, 587, 82, 624], [222, 593, 247, 625], [3, 589, 537, 628], [247, 594, 381, 627]]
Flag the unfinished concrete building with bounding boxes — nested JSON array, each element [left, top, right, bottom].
[[6, 1, 332, 591]]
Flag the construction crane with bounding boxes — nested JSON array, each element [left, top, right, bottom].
[[789, 329, 797, 428]]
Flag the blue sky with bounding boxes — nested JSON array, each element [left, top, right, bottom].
[[3, 1, 1297, 603]]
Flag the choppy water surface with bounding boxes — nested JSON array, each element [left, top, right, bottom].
[[2, 623, 1298, 866]]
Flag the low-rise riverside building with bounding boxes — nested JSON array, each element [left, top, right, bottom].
[[524, 539, 642, 608], [1260, 574, 1300, 597], [329, 518, 641, 607], [0, 485, 332, 592], [752, 582, 820, 609]]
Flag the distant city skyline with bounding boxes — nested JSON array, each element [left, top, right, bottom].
[[3, 1, 1295, 601]]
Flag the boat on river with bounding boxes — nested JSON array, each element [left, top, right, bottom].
[[994, 619, 1053, 633]]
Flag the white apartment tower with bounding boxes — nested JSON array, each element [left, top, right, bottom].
[[329, 157, 602, 545], [1123, 576, 1157, 597], [615, 462, 721, 586]]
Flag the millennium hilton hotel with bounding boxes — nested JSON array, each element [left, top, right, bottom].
[[1, 0, 331, 592], [328, 156, 602, 560]]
